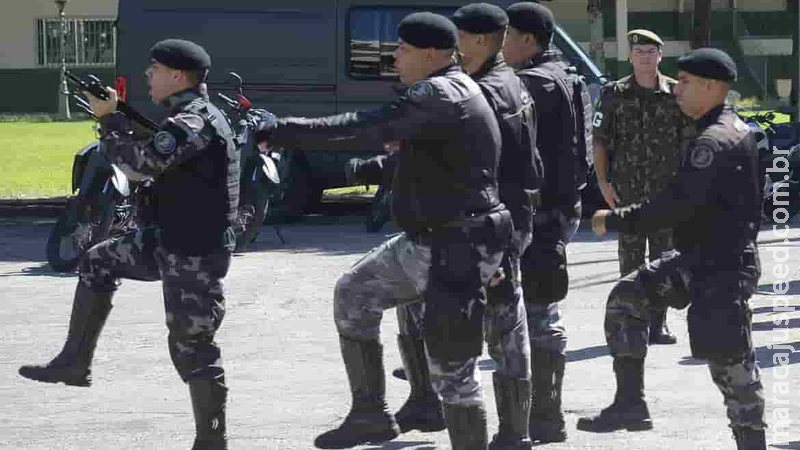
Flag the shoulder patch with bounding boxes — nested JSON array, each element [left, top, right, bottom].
[[689, 140, 718, 169], [406, 81, 435, 101], [154, 130, 178, 155]]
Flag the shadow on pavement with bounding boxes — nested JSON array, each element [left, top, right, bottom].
[[677, 356, 708, 366], [753, 318, 800, 332], [755, 341, 800, 369], [770, 441, 800, 449], [566, 344, 609, 363], [755, 280, 800, 296], [363, 441, 437, 450], [0, 262, 75, 278]]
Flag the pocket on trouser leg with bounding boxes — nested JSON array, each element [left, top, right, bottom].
[[688, 301, 752, 361]]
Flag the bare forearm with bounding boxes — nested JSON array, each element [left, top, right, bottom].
[[594, 139, 610, 183]]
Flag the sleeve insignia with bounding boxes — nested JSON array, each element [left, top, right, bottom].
[[154, 131, 178, 155], [406, 82, 434, 101], [689, 142, 715, 169]]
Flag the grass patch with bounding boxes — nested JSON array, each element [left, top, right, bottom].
[[738, 110, 791, 125], [0, 121, 97, 198]]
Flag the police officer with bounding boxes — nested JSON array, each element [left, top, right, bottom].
[[256, 12, 512, 449], [578, 48, 767, 450], [502, 2, 582, 443], [593, 29, 692, 345], [18, 39, 238, 449], [388, 4, 544, 449]]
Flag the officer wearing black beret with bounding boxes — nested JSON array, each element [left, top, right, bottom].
[[582, 47, 767, 449], [503, 2, 585, 443], [387, 3, 544, 448], [256, 11, 512, 450], [19, 38, 238, 449]]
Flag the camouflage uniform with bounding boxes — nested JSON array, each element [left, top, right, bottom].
[[604, 249, 765, 431], [593, 73, 690, 277], [79, 227, 229, 381], [336, 232, 504, 405], [19, 86, 237, 449]]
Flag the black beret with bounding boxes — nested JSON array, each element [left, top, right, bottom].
[[452, 3, 509, 34], [149, 39, 211, 71], [677, 48, 737, 82], [398, 12, 458, 49], [628, 29, 664, 47], [507, 2, 555, 45]]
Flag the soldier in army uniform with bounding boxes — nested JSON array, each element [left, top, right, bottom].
[[257, 12, 512, 449], [592, 29, 693, 345], [578, 48, 767, 450], [18, 40, 238, 449]]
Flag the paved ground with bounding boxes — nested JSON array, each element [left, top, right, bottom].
[[0, 217, 798, 449]]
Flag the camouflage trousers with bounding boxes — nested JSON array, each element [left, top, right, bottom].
[[397, 229, 533, 380], [519, 207, 581, 355], [618, 229, 673, 277], [334, 232, 503, 406], [605, 249, 766, 430], [79, 227, 229, 382]]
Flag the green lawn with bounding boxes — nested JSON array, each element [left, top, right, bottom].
[[0, 121, 97, 198]]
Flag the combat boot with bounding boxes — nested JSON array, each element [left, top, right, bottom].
[[314, 336, 400, 449], [394, 334, 446, 433], [576, 357, 653, 432], [18, 283, 113, 387], [733, 427, 767, 450], [649, 308, 677, 345], [189, 376, 228, 450], [443, 403, 489, 450], [529, 349, 567, 443], [489, 373, 532, 449]]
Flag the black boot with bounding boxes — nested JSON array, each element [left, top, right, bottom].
[[314, 336, 400, 449], [733, 427, 766, 450], [489, 373, 532, 449], [443, 403, 488, 450], [18, 283, 113, 387], [648, 308, 677, 345], [529, 349, 567, 443], [576, 357, 652, 432], [394, 334, 445, 433], [190, 377, 228, 450]]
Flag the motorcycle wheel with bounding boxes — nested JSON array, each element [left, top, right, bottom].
[[46, 192, 116, 273], [235, 182, 272, 252]]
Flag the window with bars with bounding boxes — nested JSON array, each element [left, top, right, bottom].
[[36, 18, 116, 67], [348, 7, 456, 79]]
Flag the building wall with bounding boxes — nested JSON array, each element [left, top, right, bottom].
[[0, 0, 117, 70]]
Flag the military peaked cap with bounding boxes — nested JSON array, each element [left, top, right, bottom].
[[628, 29, 664, 47]]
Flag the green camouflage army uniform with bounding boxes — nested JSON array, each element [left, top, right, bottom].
[[593, 73, 692, 276]]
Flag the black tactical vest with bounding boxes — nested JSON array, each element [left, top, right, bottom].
[[391, 66, 501, 233], [153, 93, 240, 255]]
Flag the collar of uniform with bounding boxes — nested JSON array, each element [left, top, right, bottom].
[[161, 84, 208, 112], [623, 72, 672, 95], [473, 52, 505, 79], [428, 63, 462, 79], [526, 49, 560, 69], [695, 103, 728, 131]]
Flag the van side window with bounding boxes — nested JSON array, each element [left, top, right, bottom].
[[348, 7, 454, 79]]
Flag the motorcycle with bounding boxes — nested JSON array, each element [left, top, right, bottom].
[[47, 73, 158, 273], [217, 73, 286, 250], [740, 111, 800, 223], [46, 140, 147, 272]]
